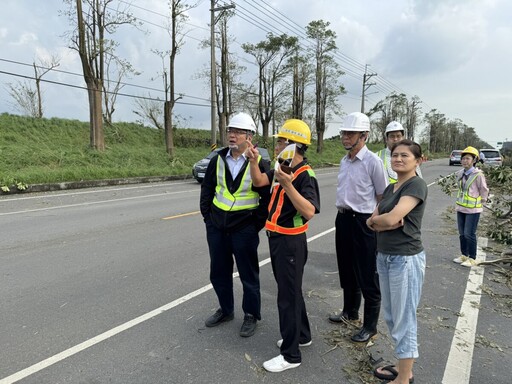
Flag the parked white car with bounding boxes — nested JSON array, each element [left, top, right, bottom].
[[479, 148, 503, 166]]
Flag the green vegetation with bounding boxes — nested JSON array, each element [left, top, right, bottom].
[[1, 113, 385, 189]]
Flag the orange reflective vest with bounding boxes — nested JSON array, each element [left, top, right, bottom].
[[265, 165, 313, 235]]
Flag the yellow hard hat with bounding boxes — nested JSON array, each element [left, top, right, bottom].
[[274, 119, 311, 145], [461, 146, 479, 161]]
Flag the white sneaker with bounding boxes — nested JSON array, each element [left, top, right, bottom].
[[276, 339, 312, 348], [461, 258, 478, 267], [453, 255, 468, 264], [263, 354, 300, 372]]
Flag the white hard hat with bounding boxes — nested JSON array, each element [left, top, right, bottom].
[[385, 121, 404, 134], [340, 112, 370, 132], [228, 112, 256, 133]]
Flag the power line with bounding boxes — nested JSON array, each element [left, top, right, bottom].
[[231, 3, 363, 82], [0, 1, 432, 119], [0, 58, 212, 103], [231, 0, 419, 104], [0, 70, 210, 108]]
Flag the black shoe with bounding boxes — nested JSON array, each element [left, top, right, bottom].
[[239, 314, 257, 337], [329, 311, 359, 323], [350, 327, 377, 343], [205, 309, 234, 327]]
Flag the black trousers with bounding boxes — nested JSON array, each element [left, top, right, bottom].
[[206, 221, 261, 319], [269, 232, 311, 364], [335, 211, 381, 328]]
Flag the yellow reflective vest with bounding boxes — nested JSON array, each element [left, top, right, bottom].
[[376, 148, 397, 184], [212, 155, 260, 211], [456, 171, 483, 208]]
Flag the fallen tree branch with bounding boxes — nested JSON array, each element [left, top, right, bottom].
[[477, 257, 512, 266]]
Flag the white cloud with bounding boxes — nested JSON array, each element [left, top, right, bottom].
[[0, 0, 510, 144], [10, 32, 38, 46]]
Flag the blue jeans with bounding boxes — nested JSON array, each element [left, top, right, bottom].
[[457, 212, 480, 259], [377, 251, 426, 360]]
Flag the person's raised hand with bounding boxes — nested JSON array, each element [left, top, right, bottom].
[[245, 140, 260, 162]]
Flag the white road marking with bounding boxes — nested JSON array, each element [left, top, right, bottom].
[[0, 181, 195, 201], [442, 237, 487, 384], [0, 227, 336, 383], [1, 175, 481, 383], [0, 189, 199, 216], [0, 284, 213, 384]]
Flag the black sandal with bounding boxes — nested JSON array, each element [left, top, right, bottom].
[[374, 365, 414, 383]]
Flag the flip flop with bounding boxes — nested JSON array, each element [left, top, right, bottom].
[[374, 365, 398, 380], [380, 381, 414, 384], [374, 365, 414, 383]]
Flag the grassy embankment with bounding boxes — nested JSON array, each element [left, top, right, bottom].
[[0, 112, 397, 189]]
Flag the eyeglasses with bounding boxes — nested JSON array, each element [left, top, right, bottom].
[[339, 131, 359, 137], [226, 128, 248, 136]]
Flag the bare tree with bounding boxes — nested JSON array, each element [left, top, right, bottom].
[[7, 81, 39, 118], [103, 55, 139, 125], [151, 0, 199, 156], [196, 9, 247, 144], [7, 56, 60, 118], [290, 51, 313, 120], [306, 20, 345, 153], [133, 95, 164, 130], [406, 96, 422, 141], [242, 33, 298, 143], [368, 92, 409, 143], [63, 0, 136, 150]]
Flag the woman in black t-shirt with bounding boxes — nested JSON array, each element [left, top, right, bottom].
[[366, 140, 428, 384]]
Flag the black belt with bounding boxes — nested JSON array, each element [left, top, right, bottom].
[[337, 206, 354, 214], [337, 207, 368, 216], [266, 230, 282, 238]]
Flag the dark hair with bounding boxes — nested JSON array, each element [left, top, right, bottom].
[[391, 139, 422, 159]]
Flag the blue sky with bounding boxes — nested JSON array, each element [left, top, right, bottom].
[[1, 0, 511, 145]]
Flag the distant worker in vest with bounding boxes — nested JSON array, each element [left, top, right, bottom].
[[330, 112, 388, 343], [246, 119, 320, 373], [200, 112, 271, 337], [376, 121, 423, 183], [452, 146, 489, 267]]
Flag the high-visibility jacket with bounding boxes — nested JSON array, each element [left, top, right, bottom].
[[456, 171, 483, 208], [376, 147, 423, 182], [377, 148, 397, 184], [265, 165, 314, 235], [212, 155, 261, 211]]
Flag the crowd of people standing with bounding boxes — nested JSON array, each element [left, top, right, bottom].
[[199, 111, 484, 382]]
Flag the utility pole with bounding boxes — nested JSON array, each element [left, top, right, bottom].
[[361, 64, 377, 113], [210, 1, 235, 146]]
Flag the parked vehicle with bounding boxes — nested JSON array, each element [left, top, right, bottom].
[[479, 148, 503, 166], [449, 150, 462, 166], [192, 147, 271, 183]]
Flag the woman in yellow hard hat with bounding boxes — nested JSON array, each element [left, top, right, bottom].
[[452, 146, 489, 267]]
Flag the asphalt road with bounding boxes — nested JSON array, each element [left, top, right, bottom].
[[0, 159, 510, 384]]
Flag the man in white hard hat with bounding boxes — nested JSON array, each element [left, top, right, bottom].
[[200, 112, 270, 338], [376, 121, 422, 183], [329, 112, 388, 343]]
